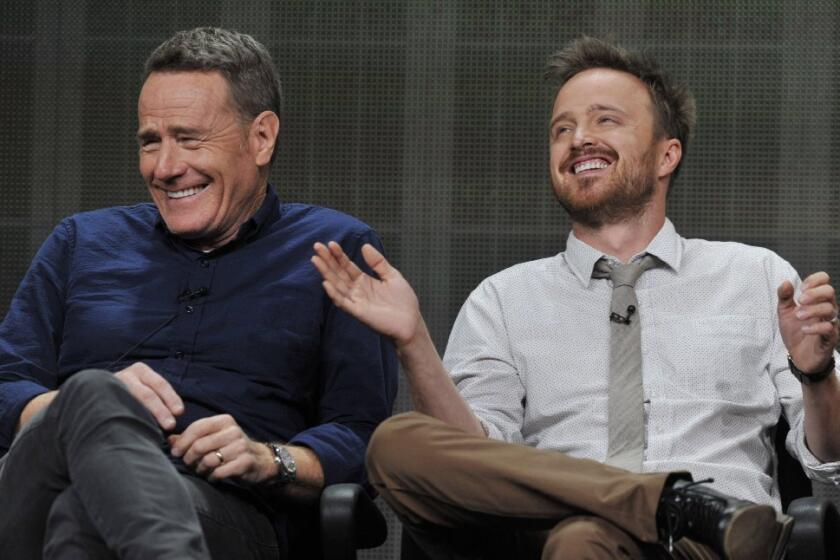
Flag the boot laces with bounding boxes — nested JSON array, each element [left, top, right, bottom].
[[661, 478, 717, 552]]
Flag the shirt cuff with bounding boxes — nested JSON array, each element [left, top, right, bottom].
[[289, 422, 368, 487], [0, 380, 50, 451], [791, 414, 840, 486]]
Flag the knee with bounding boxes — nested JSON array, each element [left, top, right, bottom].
[[542, 517, 642, 560], [366, 412, 440, 486], [61, 369, 121, 403], [54, 369, 156, 433]]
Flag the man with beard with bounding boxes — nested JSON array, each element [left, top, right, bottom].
[[311, 37, 840, 559]]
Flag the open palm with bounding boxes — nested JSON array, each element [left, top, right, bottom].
[[312, 241, 422, 345]]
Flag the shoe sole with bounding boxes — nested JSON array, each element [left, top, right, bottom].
[[722, 505, 791, 560]]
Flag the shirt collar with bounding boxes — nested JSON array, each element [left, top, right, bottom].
[[155, 184, 280, 253], [564, 218, 683, 288]]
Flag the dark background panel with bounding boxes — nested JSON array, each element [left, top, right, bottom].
[[2, 2, 839, 558]]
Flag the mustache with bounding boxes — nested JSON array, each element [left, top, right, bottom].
[[562, 145, 619, 170]]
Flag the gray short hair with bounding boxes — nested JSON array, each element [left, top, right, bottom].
[[144, 27, 283, 163]]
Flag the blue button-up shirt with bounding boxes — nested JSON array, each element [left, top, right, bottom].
[[0, 186, 397, 492]]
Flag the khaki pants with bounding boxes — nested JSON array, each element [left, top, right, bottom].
[[367, 412, 717, 559]]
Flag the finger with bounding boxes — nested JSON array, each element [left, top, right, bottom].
[[183, 426, 237, 468], [195, 442, 238, 477], [311, 254, 350, 294], [203, 439, 249, 480], [312, 242, 340, 272], [137, 366, 184, 416], [207, 454, 250, 482], [801, 321, 840, 336], [777, 280, 796, 311], [133, 364, 184, 427], [315, 241, 355, 285], [360, 243, 397, 281], [795, 302, 837, 321], [801, 271, 831, 291], [799, 284, 836, 306], [194, 447, 225, 476], [327, 241, 364, 281], [118, 375, 177, 431], [322, 280, 351, 311], [171, 414, 233, 458]]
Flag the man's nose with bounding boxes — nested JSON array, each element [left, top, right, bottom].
[[572, 124, 595, 149], [153, 141, 187, 181]]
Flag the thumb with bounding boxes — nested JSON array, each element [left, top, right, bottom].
[[361, 244, 396, 280], [777, 280, 796, 312]]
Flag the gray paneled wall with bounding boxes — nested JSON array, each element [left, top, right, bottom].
[[2, 2, 839, 558]]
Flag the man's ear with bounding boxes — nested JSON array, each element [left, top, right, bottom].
[[249, 111, 280, 167], [657, 138, 682, 180]]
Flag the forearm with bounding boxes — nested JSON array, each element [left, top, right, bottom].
[[16, 390, 58, 434], [398, 318, 485, 437], [802, 375, 840, 462]]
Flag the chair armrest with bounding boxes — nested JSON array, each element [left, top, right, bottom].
[[785, 496, 840, 560], [320, 483, 388, 560]]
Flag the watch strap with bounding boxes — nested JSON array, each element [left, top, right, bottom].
[[264, 442, 297, 485], [788, 354, 836, 385]]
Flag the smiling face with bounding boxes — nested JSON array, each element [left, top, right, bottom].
[[137, 71, 270, 251], [548, 68, 677, 228]]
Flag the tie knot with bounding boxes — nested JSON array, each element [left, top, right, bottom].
[[593, 254, 659, 288]]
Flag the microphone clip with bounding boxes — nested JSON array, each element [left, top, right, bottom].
[[609, 305, 636, 325], [178, 287, 209, 302]]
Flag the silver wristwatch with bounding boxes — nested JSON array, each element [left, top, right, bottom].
[[264, 442, 297, 485]]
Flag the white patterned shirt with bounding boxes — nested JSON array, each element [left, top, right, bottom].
[[443, 219, 840, 509]]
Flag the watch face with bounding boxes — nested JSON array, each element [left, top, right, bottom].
[[276, 445, 296, 483]]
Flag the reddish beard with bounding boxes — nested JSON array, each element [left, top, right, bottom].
[[554, 146, 658, 228]]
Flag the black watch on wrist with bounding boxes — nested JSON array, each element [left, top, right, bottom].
[[264, 442, 297, 485], [788, 354, 836, 385]]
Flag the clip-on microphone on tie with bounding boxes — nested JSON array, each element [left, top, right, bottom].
[[609, 305, 636, 325]]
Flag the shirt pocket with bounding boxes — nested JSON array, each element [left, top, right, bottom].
[[648, 314, 775, 404]]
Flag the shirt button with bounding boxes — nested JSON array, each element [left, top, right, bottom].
[[185, 305, 194, 313], [174, 351, 185, 360], [199, 258, 209, 268]]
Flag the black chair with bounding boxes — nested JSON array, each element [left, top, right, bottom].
[[320, 483, 388, 560], [776, 416, 840, 560], [398, 416, 840, 559]]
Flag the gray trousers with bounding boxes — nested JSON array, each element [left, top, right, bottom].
[[0, 370, 280, 559]]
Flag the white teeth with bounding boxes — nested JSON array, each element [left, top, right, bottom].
[[167, 186, 207, 199], [573, 159, 610, 174]]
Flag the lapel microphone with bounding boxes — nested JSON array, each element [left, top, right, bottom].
[[609, 304, 636, 325]]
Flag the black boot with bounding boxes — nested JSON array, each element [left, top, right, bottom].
[[656, 478, 792, 560]]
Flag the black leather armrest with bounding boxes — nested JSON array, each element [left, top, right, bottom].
[[320, 483, 387, 560], [785, 496, 840, 560]]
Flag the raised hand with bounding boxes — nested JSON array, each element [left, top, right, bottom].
[[115, 362, 184, 431], [312, 241, 422, 345], [778, 272, 839, 373], [169, 414, 273, 484]]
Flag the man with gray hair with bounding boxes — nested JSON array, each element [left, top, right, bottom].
[[0, 27, 396, 558]]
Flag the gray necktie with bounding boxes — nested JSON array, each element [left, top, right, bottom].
[[592, 254, 659, 471]]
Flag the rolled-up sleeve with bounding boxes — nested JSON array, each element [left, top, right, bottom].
[[0, 220, 73, 452], [767, 258, 840, 485]]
